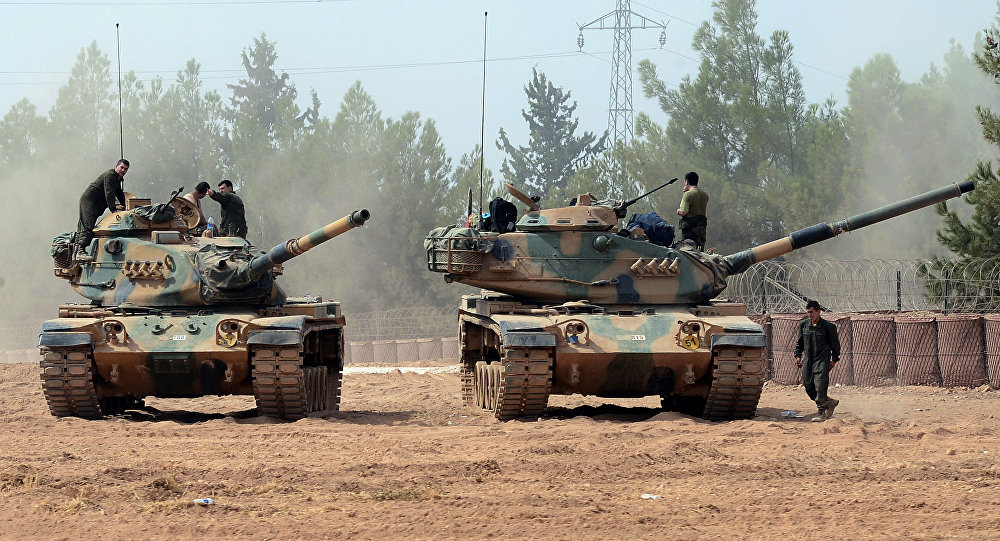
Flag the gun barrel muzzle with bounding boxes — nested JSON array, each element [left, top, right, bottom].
[[247, 209, 371, 277]]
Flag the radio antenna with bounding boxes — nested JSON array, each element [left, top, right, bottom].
[[116, 23, 124, 159], [478, 11, 488, 220]]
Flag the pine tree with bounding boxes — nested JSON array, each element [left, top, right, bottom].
[[496, 68, 606, 199], [925, 28, 1000, 309]]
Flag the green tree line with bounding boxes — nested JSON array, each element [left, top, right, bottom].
[[1, 0, 998, 340]]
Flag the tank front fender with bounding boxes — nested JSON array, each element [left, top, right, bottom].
[[711, 333, 766, 350], [247, 330, 303, 346], [38, 331, 93, 348]]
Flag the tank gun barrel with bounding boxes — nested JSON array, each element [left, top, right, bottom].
[[723, 181, 975, 275], [246, 209, 371, 278]]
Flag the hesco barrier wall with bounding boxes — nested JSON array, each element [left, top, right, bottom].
[[770, 315, 803, 385], [937, 315, 987, 388], [894, 316, 940, 386], [986, 315, 1000, 388], [829, 314, 854, 386], [758, 312, 993, 389], [852, 315, 897, 387], [342, 336, 461, 365]]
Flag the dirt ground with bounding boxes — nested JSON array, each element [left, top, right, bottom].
[[1, 360, 999, 540]]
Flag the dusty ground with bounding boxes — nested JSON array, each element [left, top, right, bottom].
[[1, 360, 999, 540]]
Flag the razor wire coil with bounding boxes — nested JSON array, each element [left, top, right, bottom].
[[726, 258, 1000, 314]]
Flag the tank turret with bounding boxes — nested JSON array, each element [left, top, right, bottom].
[[51, 193, 370, 308], [427, 181, 975, 305]]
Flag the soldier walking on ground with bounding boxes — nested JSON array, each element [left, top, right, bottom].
[[77, 159, 129, 256], [795, 300, 841, 422], [206, 179, 247, 239], [676, 171, 708, 250]]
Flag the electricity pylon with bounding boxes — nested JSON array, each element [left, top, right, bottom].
[[578, 0, 667, 146]]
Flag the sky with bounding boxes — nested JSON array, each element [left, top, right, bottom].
[[1, 0, 998, 174]]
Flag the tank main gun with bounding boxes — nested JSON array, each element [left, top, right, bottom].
[[243, 209, 371, 280], [723, 180, 976, 275]]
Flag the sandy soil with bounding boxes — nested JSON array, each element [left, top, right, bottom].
[[1, 360, 999, 540]]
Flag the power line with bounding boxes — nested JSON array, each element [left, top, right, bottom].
[[0, 0, 351, 5], [0, 47, 675, 85]]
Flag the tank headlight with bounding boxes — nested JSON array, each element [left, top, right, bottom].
[[216, 320, 242, 347]]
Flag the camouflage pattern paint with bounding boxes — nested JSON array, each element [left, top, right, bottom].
[[40, 193, 369, 419], [429, 181, 975, 420]]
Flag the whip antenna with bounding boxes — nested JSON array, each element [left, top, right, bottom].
[[116, 23, 124, 159], [479, 11, 488, 220]]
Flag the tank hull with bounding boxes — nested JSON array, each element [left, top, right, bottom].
[[457, 293, 766, 421], [38, 301, 346, 420]]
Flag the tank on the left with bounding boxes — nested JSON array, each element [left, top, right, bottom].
[[40, 190, 370, 420]]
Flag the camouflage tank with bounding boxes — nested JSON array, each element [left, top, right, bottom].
[[426, 180, 975, 421], [40, 189, 370, 420]]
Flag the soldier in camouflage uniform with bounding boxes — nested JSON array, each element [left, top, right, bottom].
[[207, 179, 247, 239], [795, 300, 841, 421], [77, 159, 129, 254], [676, 171, 708, 250]]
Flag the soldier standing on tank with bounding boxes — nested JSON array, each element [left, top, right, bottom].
[[206, 179, 247, 238], [76, 159, 129, 257], [182, 182, 211, 234], [795, 300, 841, 422], [676, 171, 708, 250]]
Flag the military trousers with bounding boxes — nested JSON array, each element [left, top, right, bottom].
[[76, 197, 105, 250], [682, 225, 707, 251], [801, 358, 831, 411]]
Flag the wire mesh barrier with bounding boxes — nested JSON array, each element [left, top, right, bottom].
[[848, 315, 897, 387], [344, 306, 457, 342], [829, 314, 854, 386], [985, 315, 1000, 389], [769, 315, 803, 385], [937, 315, 988, 388], [727, 258, 1000, 314], [894, 316, 940, 386]]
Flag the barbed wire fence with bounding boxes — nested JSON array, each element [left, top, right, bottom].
[[726, 258, 1000, 314]]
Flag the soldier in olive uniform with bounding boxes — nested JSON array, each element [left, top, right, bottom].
[[795, 300, 841, 421], [77, 159, 129, 254], [206, 179, 247, 239], [676, 171, 708, 250]]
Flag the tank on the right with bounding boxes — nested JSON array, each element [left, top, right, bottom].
[[425, 180, 976, 421]]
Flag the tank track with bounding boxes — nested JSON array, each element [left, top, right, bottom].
[[39, 347, 102, 419], [473, 348, 553, 421], [701, 346, 766, 421], [461, 361, 475, 406], [251, 345, 341, 421]]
